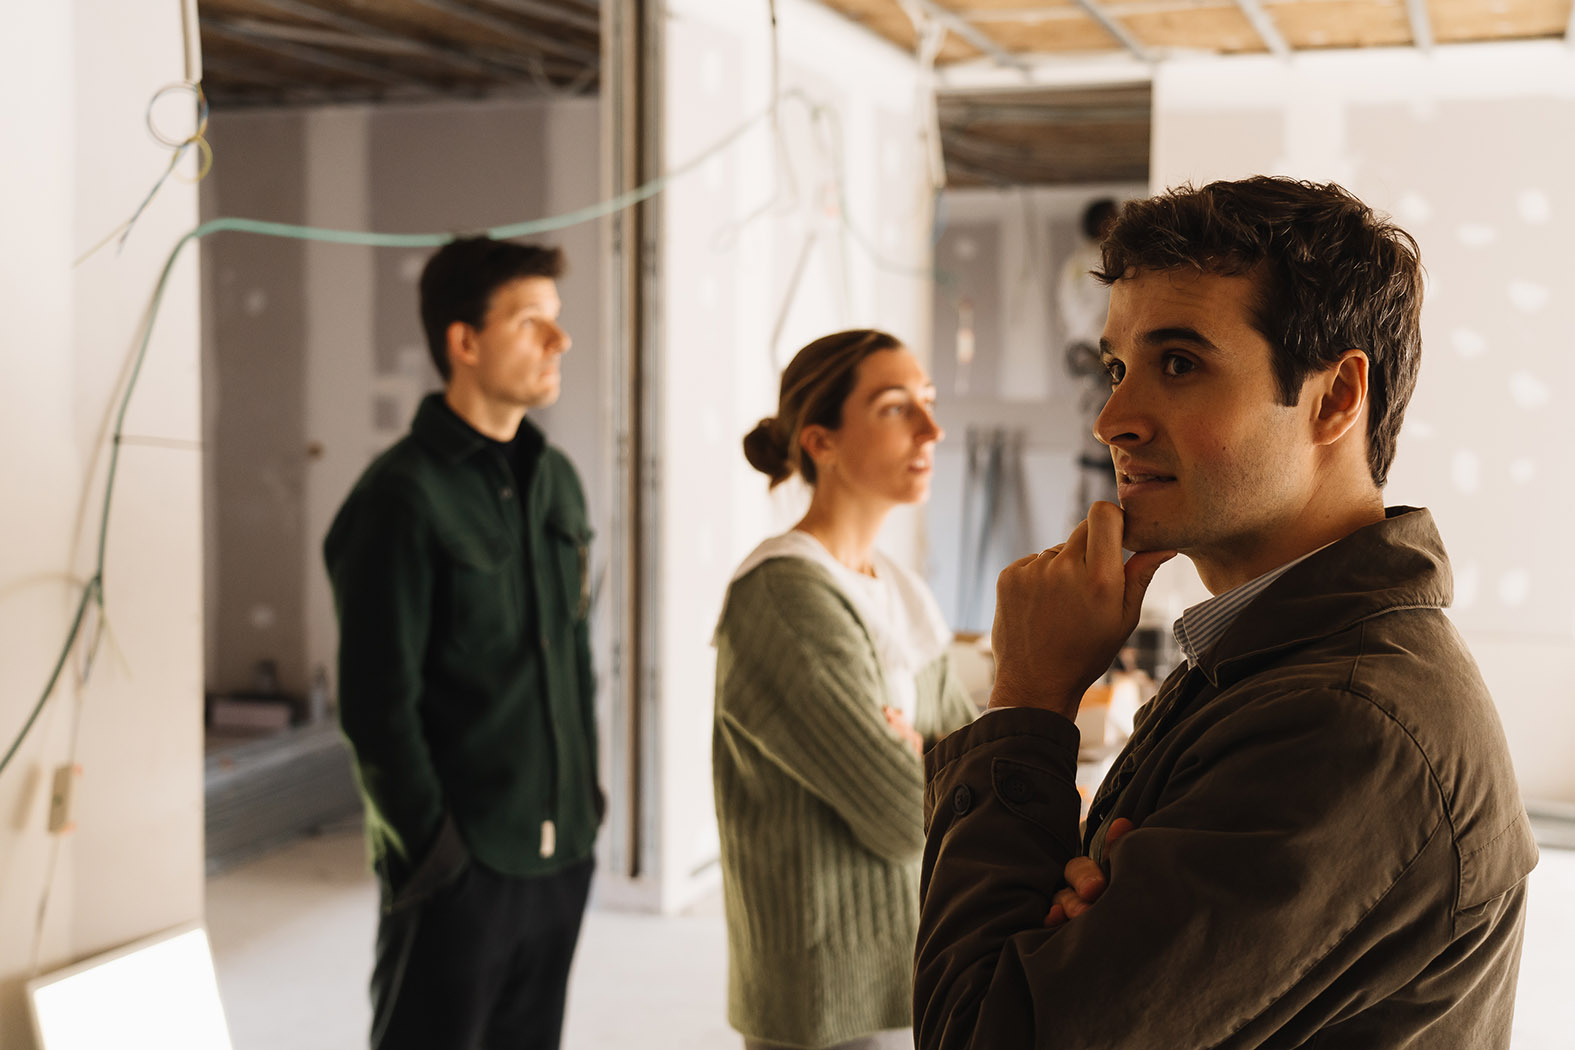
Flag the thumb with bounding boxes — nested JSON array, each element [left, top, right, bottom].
[[1123, 549, 1177, 621]]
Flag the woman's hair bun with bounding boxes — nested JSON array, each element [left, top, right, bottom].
[[742, 417, 793, 487]]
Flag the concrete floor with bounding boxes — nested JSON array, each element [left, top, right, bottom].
[[207, 826, 1575, 1050]]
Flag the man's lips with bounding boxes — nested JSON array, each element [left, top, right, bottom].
[[1116, 466, 1176, 485]]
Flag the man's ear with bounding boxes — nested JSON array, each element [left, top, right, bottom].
[[1309, 349, 1369, 447], [445, 320, 476, 374]]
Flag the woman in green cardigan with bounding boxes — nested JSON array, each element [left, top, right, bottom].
[[712, 329, 978, 1050]]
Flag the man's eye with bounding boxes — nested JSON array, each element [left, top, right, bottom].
[[1163, 354, 1194, 377], [1104, 360, 1125, 386]]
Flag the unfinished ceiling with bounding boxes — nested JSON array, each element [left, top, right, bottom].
[[940, 82, 1151, 185], [815, 0, 1575, 63], [193, 1, 1574, 184], [196, 0, 600, 107], [818, 0, 1573, 186]]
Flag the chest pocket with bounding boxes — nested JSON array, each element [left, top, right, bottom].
[[545, 508, 593, 623], [440, 531, 520, 655]]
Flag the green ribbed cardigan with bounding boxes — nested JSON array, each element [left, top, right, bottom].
[[713, 555, 978, 1049]]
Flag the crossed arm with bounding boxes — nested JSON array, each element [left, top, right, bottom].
[[914, 503, 1442, 1049]]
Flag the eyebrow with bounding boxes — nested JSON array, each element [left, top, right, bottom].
[[1100, 326, 1221, 358], [504, 296, 559, 315], [866, 383, 937, 403]]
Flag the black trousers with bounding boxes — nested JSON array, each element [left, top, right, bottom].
[[370, 857, 595, 1050]]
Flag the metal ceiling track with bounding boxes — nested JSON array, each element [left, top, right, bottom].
[[1069, 0, 1155, 63], [1404, 0, 1435, 52], [910, 0, 1032, 72], [1232, 0, 1291, 58]]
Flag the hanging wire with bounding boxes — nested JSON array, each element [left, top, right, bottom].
[[74, 81, 214, 268], [710, 0, 802, 254], [4, 79, 955, 782]]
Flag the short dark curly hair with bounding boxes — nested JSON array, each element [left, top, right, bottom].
[[1095, 177, 1423, 487], [419, 237, 565, 380]]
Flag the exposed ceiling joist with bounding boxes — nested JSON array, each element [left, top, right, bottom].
[[400, 0, 599, 67], [196, 0, 600, 108], [200, 53, 317, 94], [484, 0, 601, 36], [223, 18, 422, 55], [1233, 0, 1291, 58], [203, 20, 410, 86], [938, 82, 1151, 187], [226, 0, 552, 83]]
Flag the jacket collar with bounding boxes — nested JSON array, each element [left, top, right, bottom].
[[409, 392, 543, 465], [1196, 506, 1453, 687]]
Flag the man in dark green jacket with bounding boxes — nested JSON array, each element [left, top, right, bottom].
[[917, 178, 1537, 1048], [325, 237, 601, 1050]]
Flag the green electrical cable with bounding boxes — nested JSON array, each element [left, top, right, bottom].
[[0, 86, 947, 780]]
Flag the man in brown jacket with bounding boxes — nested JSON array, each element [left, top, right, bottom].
[[916, 177, 1538, 1049]]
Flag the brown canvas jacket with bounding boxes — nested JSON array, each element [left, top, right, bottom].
[[916, 507, 1538, 1049]]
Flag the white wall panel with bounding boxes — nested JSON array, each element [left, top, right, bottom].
[[1151, 42, 1575, 803]]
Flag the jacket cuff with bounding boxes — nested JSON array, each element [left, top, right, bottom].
[[924, 707, 1083, 859], [927, 706, 1080, 778]]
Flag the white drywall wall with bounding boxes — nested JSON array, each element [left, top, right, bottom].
[[1150, 42, 1575, 803], [1, 0, 204, 1043], [652, 0, 934, 912]]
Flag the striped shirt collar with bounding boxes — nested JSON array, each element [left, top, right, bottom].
[[1173, 549, 1321, 666]]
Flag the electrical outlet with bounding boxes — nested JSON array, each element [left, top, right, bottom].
[[47, 763, 81, 834]]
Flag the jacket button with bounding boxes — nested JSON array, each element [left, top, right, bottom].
[[952, 785, 972, 815], [1002, 775, 1031, 803], [500, 486, 514, 500], [539, 632, 550, 650]]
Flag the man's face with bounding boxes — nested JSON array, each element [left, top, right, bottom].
[[1095, 268, 1316, 572], [465, 276, 569, 411]]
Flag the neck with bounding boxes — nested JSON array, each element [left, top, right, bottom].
[[445, 384, 526, 443], [1192, 487, 1385, 594], [793, 484, 894, 576]]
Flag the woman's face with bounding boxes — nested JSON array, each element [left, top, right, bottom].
[[807, 347, 944, 506]]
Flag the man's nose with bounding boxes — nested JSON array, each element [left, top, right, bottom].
[[1093, 380, 1148, 448], [549, 321, 571, 354]]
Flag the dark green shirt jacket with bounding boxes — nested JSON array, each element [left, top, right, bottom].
[[325, 394, 600, 891]]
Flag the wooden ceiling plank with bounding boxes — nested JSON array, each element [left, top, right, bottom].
[[1116, 5, 1267, 52], [972, 17, 1135, 52], [1405, 0, 1434, 50], [964, 5, 1088, 25], [202, 20, 412, 85], [908, 0, 1035, 70], [398, 0, 599, 66], [1068, 0, 1157, 60], [1268, 0, 1419, 49], [1232, 0, 1291, 56]]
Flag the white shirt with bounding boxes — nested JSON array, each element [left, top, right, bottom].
[[722, 530, 953, 723]]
